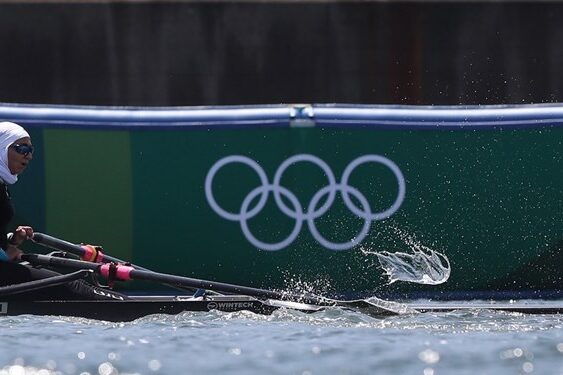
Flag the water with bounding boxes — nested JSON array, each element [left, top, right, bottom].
[[1, 302, 561, 375], [361, 226, 451, 286], [372, 248, 450, 285]]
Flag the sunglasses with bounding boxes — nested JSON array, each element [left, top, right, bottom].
[[11, 143, 34, 156]]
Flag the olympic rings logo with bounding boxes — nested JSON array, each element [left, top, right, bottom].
[[205, 154, 406, 251]]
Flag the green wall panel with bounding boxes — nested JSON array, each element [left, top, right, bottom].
[[128, 127, 563, 293], [43, 129, 133, 261], [3, 104, 561, 297]]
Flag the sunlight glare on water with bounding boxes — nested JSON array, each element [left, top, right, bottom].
[[0, 303, 561, 375]]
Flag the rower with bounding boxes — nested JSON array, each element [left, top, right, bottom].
[[0, 121, 127, 301]]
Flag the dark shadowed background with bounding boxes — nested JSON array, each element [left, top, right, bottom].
[[0, 0, 562, 106]]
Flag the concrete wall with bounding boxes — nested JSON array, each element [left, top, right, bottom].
[[0, 1, 562, 106]]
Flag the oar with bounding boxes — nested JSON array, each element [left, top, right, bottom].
[[33, 232, 139, 266], [0, 269, 92, 297], [31, 233, 208, 295], [21, 254, 412, 317]]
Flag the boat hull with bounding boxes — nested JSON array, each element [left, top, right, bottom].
[[1, 296, 561, 322], [0, 296, 284, 322]]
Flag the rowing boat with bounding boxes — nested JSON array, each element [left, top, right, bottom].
[[1, 295, 561, 322], [0, 233, 560, 322], [0, 295, 313, 321]]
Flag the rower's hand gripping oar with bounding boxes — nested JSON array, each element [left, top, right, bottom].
[[22, 253, 414, 317], [31, 233, 207, 295]]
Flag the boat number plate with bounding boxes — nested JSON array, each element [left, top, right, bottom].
[[0, 303, 7, 315]]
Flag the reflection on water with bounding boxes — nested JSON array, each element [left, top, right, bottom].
[[0, 303, 561, 375]]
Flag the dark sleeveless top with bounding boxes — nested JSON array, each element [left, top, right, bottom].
[[0, 183, 14, 249]]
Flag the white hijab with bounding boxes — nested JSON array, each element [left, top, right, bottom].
[[0, 122, 30, 185]]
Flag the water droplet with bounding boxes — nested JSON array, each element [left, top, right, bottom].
[[418, 349, 440, 364], [98, 362, 115, 375], [522, 362, 534, 373], [108, 352, 119, 361], [148, 360, 161, 371]]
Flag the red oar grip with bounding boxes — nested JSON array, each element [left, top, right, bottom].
[[81, 245, 104, 263], [100, 263, 134, 281]]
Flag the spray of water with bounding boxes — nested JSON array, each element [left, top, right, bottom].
[[361, 226, 451, 285], [279, 269, 333, 299]]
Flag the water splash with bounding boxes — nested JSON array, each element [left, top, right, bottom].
[[279, 270, 416, 315], [278, 270, 334, 302], [362, 227, 451, 285], [364, 296, 419, 314], [281, 271, 332, 292]]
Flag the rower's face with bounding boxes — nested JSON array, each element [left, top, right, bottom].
[[8, 137, 33, 175]]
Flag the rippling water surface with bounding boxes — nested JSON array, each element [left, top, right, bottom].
[[1, 302, 562, 375]]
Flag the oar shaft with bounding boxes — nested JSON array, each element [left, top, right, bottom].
[[34, 232, 149, 272], [22, 254, 328, 305], [24, 254, 99, 271], [0, 270, 91, 297], [127, 268, 327, 305], [32, 233, 124, 264], [32, 233, 216, 295], [21, 254, 403, 316], [128, 268, 287, 300], [32, 233, 85, 255]]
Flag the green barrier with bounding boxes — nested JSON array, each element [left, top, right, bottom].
[[5, 104, 562, 297]]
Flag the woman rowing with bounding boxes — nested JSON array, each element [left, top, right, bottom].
[[0, 121, 126, 300]]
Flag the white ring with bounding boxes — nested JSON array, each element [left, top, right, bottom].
[[205, 155, 269, 221], [307, 185, 372, 251], [272, 154, 337, 220], [206, 154, 406, 251], [239, 185, 303, 251], [340, 154, 406, 220]]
